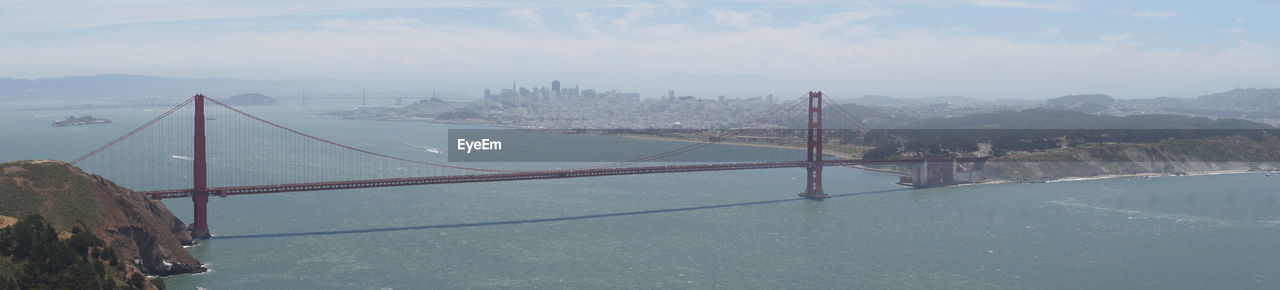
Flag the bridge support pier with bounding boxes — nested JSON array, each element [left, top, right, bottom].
[[798, 91, 831, 200], [910, 160, 929, 188], [800, 163, 828, 199], [191, 94, 211, 239], [905, 158, 986, 188]]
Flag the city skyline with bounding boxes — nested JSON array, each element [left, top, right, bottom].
[[2, 1, 1279, 99]]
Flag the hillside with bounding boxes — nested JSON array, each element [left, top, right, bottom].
[[1198, 88, 1280, 111], [1045, 94, 1114, 113], [0, 160, 203, 279], [901, 108, 1273, 129], [2, 214, 164, 289], [986, 135, 1280, 182], [221, 93, 279, 105]]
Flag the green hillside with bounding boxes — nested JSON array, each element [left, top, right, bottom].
[[0, 160, 203, 288]]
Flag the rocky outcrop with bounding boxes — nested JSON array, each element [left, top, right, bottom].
[[0, 160, 203, 277]]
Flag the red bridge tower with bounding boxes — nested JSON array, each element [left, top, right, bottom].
[[799, 91, 831, 200], [191, 94, 211, 239]]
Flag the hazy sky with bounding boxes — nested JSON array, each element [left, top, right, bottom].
[[2, 0, 1278, 99]]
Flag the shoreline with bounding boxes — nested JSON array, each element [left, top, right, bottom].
[[608, 133, 808, 152], [395, 119, 1268, 187], [955, 169, 1264, 187], [1043, 169, 1258, 183], [838, 164, 1264, 187]]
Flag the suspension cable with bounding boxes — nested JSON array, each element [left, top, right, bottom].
[[821, 96, 871, 131], [205, 97, 522, 173], [71, 96, 195, 164]]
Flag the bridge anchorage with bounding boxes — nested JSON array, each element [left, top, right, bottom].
[[69, 92, 986, 240]]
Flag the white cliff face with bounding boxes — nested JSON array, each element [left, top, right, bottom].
[[985, 141, 1280, 183]]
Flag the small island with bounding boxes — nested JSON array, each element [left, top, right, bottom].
[[52, 115, 111, 127]]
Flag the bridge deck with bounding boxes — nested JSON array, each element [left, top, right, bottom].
[[142, 158, 985, 199]]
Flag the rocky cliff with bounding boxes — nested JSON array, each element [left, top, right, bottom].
[[0, 160, 203, 276]]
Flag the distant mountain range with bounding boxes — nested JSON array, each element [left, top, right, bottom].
[[843, 89, 1280, 112], [1198, 88, 1280, 110], [902, 108, 1273, 129], [0, 74, 415, 100]]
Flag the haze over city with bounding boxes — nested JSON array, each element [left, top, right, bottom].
[[3, 0, 1279, 99]]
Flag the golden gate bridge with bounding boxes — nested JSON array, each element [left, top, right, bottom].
[[69, 92, 985, 239]]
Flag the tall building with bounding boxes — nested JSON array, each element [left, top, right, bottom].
[[668, 90, 675, 100], [552, 80, 561, 97]]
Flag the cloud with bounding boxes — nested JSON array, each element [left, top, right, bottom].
[[1098, 33, 1136, 42], [969, 0, 1076, 12], [612, 9, 652, 28], [502, 9, 545, 30], [1035, 28, 1061, 37], [5, 14, 1277, 100], [1129, 10, 1177, 19], [2, 2, 1278, 99], [0, 0, 520, 33], [709, 9, 767, 29], [574, 12, 603, 35], [813, 5, 890, 29]]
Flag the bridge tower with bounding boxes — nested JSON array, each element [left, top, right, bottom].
[[799, 91, 831, 200], [191, 94, 211, 239]]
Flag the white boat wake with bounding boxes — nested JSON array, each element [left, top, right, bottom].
[[396, 137, 440, 154]]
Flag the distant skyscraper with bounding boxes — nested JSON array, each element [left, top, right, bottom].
[[668, 90, 675, 99], [552, 80, 561, 97]]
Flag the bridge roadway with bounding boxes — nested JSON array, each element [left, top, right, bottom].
[[142, 158, 985, 199]]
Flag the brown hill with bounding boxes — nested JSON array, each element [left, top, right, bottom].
[[0, 160, 203, 276]]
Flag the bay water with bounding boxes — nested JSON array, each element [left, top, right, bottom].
[[3, 99, 1278, 288]]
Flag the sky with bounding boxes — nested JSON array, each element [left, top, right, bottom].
[[1, 0, 1278, 99]]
